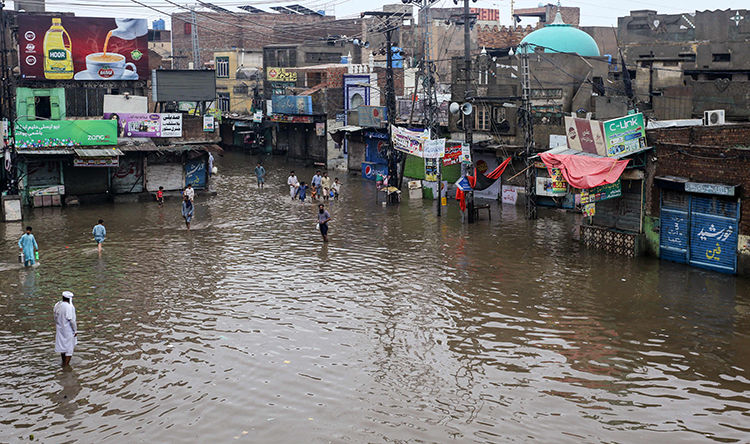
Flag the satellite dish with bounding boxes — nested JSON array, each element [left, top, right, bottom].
[[449, 102, 460, 114], [460, 102, 473, 115]]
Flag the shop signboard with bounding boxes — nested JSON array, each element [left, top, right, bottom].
[[74, 156, 118, 167], [270, 115, 312, 124], [358, 106, 387, 128], [185, 156, 206, 189], [603, 113, 646, 157], [272, 95, 312, 115], [581, 180, 622, 204], [203, 115, 215, 132], [104, 112, 181, 137], [583, 203, 596, 217], [266, 67, 297, 82], [362, 162, 387, 180], [15, 120, 117, 148], [18, 16, 148, 81]]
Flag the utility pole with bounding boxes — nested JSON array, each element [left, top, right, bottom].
[[519, 43, 537, 219], [0, 0, 17, 194], [362, 10, 411, 202], [461, 0, 475, 223], [190, 6, 200, 69]]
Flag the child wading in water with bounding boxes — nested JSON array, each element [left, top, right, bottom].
[[156, 186, 164, 208], [296, 181, 308, 203]]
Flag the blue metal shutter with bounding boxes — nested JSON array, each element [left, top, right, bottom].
[[659, 190, 690, 264], [689, 196, 739, 274]]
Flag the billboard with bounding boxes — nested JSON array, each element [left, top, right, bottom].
[[104, 113, 182, 137], [271, 96, 312, 115], [603, 113, 646, 157], [266, 67, 297, 82], [391, 126, 429, 157], [18, 16, 148, 81], [152, 70, 217, 102], [15, 120, 117, 148], [358, 106, 387, 128]]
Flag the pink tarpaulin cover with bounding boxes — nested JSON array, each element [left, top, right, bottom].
[[539, 152, 630, 189]]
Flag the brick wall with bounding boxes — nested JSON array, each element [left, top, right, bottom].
[[172, 13, 362, 68], [478, 25, 536, 48], [646, 123, 750, 234]]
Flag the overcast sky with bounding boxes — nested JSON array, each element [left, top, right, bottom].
[[10, 0, 748, 30]]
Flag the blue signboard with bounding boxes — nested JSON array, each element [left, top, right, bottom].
[[362, 162, 388, 180], [365, 135, 388, 164], [185, 156, 206, 189], [271, 95, 313, 115]]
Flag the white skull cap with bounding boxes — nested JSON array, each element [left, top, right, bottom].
[[62, 291, 74, 299]]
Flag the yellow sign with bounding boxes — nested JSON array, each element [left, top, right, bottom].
[[266, 67, 297, 82]]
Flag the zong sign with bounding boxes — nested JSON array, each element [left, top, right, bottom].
[[15, 120, 117, 148]]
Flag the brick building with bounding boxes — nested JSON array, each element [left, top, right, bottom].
[[645, 123, 750, 274], [171, 12, 362, 68]]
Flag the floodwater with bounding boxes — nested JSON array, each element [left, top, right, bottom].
[[1, 152, 749, 444]]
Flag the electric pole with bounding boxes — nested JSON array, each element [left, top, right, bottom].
[[461, 0, 475, 223], [190, 6, 200, 69], [519, 43, 537, 219], [1, 0, 17, 194]]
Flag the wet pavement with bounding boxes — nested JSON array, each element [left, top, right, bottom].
[[1, 151, 749, 443]]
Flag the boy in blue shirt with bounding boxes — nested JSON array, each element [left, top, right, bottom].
[[297, 181, 308, 202], [18, 226, 38, 266], [93, 220, 106, 253]]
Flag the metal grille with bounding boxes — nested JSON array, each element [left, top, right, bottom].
[[580, 225, 641, 257], [65, 88, 107, 117]]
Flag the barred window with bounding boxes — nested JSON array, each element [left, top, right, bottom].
[[216, 57, 230, 78]]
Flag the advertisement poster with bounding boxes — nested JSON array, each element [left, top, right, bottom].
[[358, 106, 387, 128], [603, 113, 646, 157], [460, 143, 472, 164], [18, 16, 148, 81], [203, 115, 215, 132], [581, 180, 622, 204], [15, 120, 117, 148], [443, 141, 462, 166], [272, 96, 312, 115], [104, 113, 182, 137], [315, 122, 325, 137], [583, 203, 596, 217], [391, 126, 429, 157], [424, 158, 438, 181], [550, 168, 568, 194]]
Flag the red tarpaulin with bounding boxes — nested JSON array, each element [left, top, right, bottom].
[[455, 157, 512, 211], [539, 152, 629, 189]]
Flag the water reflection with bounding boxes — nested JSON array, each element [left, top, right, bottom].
[[0, 152, 748, 443]]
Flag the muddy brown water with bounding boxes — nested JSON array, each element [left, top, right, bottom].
[[1, 152, 749, 443]]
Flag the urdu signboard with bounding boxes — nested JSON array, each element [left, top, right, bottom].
[[266, 67, 297, 82], [104, 113, 182, 137]]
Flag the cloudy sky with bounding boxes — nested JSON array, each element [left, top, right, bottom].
[[10, 0, 747, 29]]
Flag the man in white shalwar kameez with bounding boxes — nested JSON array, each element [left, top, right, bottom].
[[54, 291, 77, 367]]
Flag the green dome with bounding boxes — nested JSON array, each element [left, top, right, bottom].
[[519, 13, 600, 57]]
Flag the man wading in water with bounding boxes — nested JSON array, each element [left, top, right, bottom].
[[54, 291, 77, 368], [317, 204, 331, 242]]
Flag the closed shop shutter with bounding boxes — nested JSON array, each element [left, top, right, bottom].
[[146, 163, 183, 192], [659, 189, 690, 264], [689, 196, 739, 274], [27, 160, 61, 188], [111, 155, 144, 193]]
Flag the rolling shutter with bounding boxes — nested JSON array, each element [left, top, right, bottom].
[[689, 196, 739, 274], [659, 189, 690, 264]]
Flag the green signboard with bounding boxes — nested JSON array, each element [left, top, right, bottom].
[[603, 112, 646, 157], [581, 180, 622, 204], [15, 120, 117, 148]]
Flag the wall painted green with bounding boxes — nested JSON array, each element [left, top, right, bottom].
[[404, 155, 461, 182], [644, 216, 660, 257], [16, 87, 66, 121]]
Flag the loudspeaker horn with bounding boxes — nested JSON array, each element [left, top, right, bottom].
[[449, 102, 460, 115], [460, 102, 473, 115]]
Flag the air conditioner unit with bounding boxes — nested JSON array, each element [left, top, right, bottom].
[[704, 109, 725, 126]]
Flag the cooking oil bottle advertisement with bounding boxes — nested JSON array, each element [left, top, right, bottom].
[[18, 16, 149, 81]]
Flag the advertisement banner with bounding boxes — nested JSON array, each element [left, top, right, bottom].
[[391, 126, 429, 157], [266, 67, 297, 82], [315, 122, 325, 137], [104, 113, 182, 137], [185, 156, 206, 189], [583, 203, 596, 217], [424, 158, 438, 181], [270, 115, 312, 124], [272, 95, 312, 115], [581, 180, 622, 204], [423, 138, 446, 159], [203, 115, 215, 132], [564, 116, 606, 155], [603, 113, 647, 157], [15, 120, 117, 148], [550, 168, 568, 194], [443, 141, 462, 166], [18, 16, 148, 81]]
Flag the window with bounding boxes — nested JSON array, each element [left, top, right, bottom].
[[478, 67, 489, 85], [712, 53, 731, 62], [184, 22, 192, 34], [678, 53, 696, 62], [216, 57, 229, 78], [217, 93, 230, 112], [475, 105, 490, 131], [307, 72, 325, 88]]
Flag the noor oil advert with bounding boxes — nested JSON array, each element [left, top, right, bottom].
[[18, 16, 149, 81]]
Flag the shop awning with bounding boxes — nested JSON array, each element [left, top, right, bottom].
[[74, 148, 124, 157], [17, 148, 75, 155], [539, 148, 630, 189], [329, 125, 363, 144]]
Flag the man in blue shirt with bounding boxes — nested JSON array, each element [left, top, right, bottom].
[[18, 226, 38, 266], [92, 220, 106, 253], [255, 162, 266, 188], [311, 171, 322, 200]]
